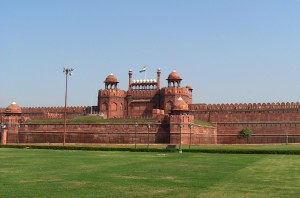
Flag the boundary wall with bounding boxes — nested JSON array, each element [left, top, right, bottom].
[[2, 123, 216, 145], [0, 106, 88, 121], [191, 102, 300, 144]]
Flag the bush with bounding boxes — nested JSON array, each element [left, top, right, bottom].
[[239, 128, 252, 138]]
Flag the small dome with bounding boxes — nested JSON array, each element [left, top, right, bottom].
[[167, 70, 182, 80], [186, 85, 193, 90], [5, 102, 22, 114], [172, 97, 189, 111], [105, 73, 118, 83]]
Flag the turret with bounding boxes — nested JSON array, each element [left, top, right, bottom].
[[128, 69, 133, 90], [98, 73, 126, 118], [104, 73, 118, 89], [157, 68, 161, 90], [167, 70, 182, 87]]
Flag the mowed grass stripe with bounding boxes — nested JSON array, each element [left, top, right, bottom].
[[1, 148, 300, 197], [200, 155, 300, 198]]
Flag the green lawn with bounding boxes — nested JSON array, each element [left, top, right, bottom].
[[1, 148, 300, 197], [194, 119, 215, 127]]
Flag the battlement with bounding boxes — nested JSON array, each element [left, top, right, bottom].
[[161, 87, 191, 96], [99, 89, 127, 97], [0, 106, 88, 113], [190, 102, 300, 111], [128, 89, 159, 97]]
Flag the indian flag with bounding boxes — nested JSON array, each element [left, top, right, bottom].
[[139, 66, 146, 73]]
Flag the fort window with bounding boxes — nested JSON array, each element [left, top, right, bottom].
[[111, 103, 117, 111], [101, 103, 108, 111]]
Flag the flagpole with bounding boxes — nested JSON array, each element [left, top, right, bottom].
[[145, 70, 146, 79]]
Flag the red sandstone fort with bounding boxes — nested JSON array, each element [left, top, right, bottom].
[[1, 69, 300, 145]]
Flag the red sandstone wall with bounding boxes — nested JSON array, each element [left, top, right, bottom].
[[169, 114, 217, 145], [190, 102, 300, 111], [217, 122, 300, 144], [6, 122, 217, 145], [192, 125, 217, 144], [190, 102, 300, 144], [190, 102, 300, 123], [126, 90, 160, 118], [14, 123, 170, 144], [168, 124, 217, 145], [0, 106, 88, 121]]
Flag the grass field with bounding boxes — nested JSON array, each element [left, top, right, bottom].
[[1, 148, 300, 197]]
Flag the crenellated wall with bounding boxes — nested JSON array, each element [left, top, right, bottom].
[[0, 106, 88, 121], [190, 102, 300, 111], [126, 90, 161, 118], [190, 102, 300, 123], [98, 89, 127, 118], [189, 102, 300, 144], [98, 89, 127, 97], [160, 87, 192, 114], [127, 89, 159, 97]]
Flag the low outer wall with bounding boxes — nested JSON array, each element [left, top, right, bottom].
[[169, 123, 217, 145], [13, 123, 170, 144], [0, 106, 89, 121], [190, 103, 300, 144], [191, 125, 217, 144], [4, 123, 217, 145], [217, 122, 300, 144]]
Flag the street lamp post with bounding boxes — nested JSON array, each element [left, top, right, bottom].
[[63, 68, 74, 146], [179, 123, 183, 150], [188, 123, 193, 150], [17, 123, 20, 144], [134, 122, 138, 149], [147, 123, 151, 149], [1, 123, 7, 144]]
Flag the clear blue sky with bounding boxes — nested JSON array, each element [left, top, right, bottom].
[[1, 0, 300, 107]]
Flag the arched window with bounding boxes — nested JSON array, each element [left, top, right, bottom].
[[111, 102, 117, 111], [101, 102, 108, 111]]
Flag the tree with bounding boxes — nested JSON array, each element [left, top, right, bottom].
[[238, 128, 252, 143]]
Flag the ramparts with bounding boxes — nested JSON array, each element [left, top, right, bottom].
[[3, 122, 217, 145], [190, 102, 300, 144], [190, 102, 300, 111], [127, 89, 159, 97], [98, 89, 127, 97], [0, 106, 88, 120]]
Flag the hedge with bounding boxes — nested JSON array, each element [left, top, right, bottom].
[[1, 145, 300, 155]]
